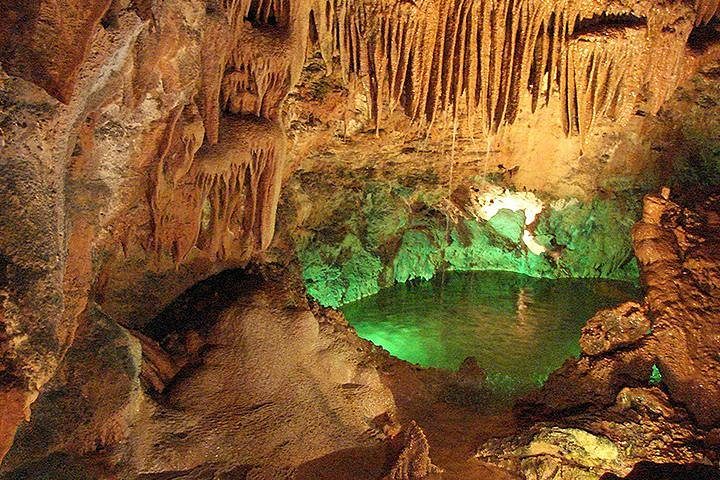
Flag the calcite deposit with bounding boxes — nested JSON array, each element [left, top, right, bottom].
[[1, 0, 720, 478], [478, 190, 720, 479]]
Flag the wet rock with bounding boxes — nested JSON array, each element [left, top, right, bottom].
[[580, 303, 650, 356], [455, 356, 487, 387], [479, 388, 712, 480], [479, 426, 624, 480], [523, 191, 720, 427], [522, 350, 654, 415]]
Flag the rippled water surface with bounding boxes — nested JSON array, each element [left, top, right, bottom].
[[342, 271, 641, 397]]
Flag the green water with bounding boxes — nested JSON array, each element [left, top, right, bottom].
[[342, 270, 641, 398]]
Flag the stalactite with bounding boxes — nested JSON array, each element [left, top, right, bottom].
[[152, 114, 285, 264], [314, 0, 713, 136], [194, 116, 286, 261], [563, 28, 646, 138], [150, 102, 207, 262], [154, 0, 719, 265], [199, 12, 233, 145], [220, 0, 312, 119], [153, 0, 301, 263]]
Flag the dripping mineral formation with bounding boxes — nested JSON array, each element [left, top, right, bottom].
[[1, 0, 720, 478]]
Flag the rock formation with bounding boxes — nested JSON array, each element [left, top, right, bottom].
[[479, 387, 713, 480], [386, 421, 442, 480], [1, 0, 720, 477], [519, 190, 720, 426], [477, 189, 720, 478]]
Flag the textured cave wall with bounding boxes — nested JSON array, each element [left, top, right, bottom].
[[1, 0, 720, 469]]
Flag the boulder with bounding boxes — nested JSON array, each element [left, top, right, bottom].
[[580, 303, 650, 357]]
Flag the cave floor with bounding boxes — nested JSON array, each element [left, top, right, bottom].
[[376, 359, 520, 480]]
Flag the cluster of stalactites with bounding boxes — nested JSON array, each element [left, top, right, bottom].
[[194, 117, 286, 261], [318, 0, 713, 136], [151, 112, 285, 264], [219, 0, 322, 119], [153, 0, 719, 263], [151, 0, 301, 263]]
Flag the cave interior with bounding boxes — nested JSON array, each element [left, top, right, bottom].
[[1, 0, 720, 479]]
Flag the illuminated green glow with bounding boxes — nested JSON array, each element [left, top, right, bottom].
[[649, 364, 663, 385], [342, 271, 640, 401], [295, 178, 641, 308]]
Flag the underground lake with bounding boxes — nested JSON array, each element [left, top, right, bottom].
[[342, 270, 642, 399]]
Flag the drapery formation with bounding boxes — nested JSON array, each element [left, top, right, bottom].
[[151, 0, 719, 263]]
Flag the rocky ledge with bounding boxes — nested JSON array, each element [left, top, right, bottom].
[[477, 189, 720, 480]]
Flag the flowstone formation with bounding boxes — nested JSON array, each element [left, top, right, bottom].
[[1, 0, 720, 476], [477, 190, 720, 479]]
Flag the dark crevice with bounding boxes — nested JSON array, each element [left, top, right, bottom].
[[142, 269, 261, 340], [573, 12, 647, 37], [308, 10, 319, 47], [600, 461, 720, 480], [245, 0, 279, 26], [687, 18, 720, 53]]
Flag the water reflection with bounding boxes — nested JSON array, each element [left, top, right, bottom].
[[342, 271, 641, 398]]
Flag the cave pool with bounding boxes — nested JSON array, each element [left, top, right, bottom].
[[342, 270, 641, 400]]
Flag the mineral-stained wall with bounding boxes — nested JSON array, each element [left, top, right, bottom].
[[478, 190, 720, 479], [522, 190, 720, 427], [1, 0, 720, 469]]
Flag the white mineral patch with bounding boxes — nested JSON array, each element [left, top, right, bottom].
[[469, 186, 547, 254]]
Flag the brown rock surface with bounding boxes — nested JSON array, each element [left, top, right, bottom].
[[0, 0, 112, 102], [580, 302, 650, 357], [0, 306, 142, 475], [128, 275, 395, 477], [633, 192, 720, 428]]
